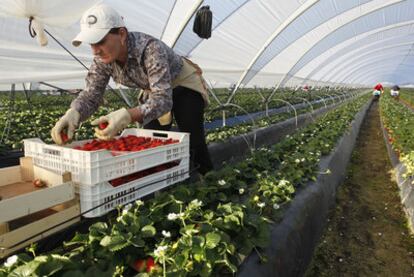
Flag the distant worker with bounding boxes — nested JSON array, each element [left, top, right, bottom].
[[390, 84, 400, 100], [374, 83, 384, 94]]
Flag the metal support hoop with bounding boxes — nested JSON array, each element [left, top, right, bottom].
[[265, 98, 298, 127], [205, 103, 258, 151]]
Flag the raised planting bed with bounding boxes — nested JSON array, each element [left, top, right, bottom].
[[209, 93, 364, 167], [379, 94, 414, 232], [237, 96, 372, 277]]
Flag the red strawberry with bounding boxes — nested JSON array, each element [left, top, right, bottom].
[[99, 122, 108, 130], [33, 178, 46, 188], [61, 131, 69, 143], [146, 257, 155, 273], [132, 258, 146, 272]]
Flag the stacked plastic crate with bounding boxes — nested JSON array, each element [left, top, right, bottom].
[[24, 129, 190, 217]]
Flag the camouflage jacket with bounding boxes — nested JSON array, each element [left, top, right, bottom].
[[71, 31, 183, 125]]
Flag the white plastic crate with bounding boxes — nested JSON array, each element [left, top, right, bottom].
[[77, 159, 189, 217], [24, 128, 190, 185]]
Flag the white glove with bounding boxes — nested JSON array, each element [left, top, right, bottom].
[[91, 108, 132, 140], [51, 108, 80, 145]]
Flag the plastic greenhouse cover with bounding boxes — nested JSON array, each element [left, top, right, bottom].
[[0, 0, 414, 90], [302, 21, 414, 83]]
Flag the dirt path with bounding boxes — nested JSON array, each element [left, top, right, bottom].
[[305, 101, 414, 277]]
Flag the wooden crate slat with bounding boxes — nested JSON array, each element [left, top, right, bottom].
[[0, 182, 75, 223], [0, 203, 80, 258], [0, 166, 22, 187]]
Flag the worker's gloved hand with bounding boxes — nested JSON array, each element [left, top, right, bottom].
[[51, 108, 80, 145], [91, 108, 132, 140]]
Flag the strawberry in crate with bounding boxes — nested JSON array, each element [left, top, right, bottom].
[[73, 135, 179, 154], [109, 161, 179, 187]]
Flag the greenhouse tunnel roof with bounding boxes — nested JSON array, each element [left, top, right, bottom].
[[1, 0, 414, 91]]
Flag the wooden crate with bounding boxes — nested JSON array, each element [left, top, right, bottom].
[[0, 157, 80, 258]]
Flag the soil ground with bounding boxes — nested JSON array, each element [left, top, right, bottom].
[[305, 101, 414, 277]]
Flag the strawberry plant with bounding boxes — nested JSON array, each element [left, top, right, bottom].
[[380, 92, 414, 179]]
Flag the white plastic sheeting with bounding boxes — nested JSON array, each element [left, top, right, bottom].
[[0, 0, 414, 90]]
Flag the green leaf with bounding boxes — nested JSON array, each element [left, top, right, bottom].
[[199, 262, 212, 277], [100, 235, 129, 252], [63, 233, 88, 247], [215, 258, 237, 273], [218, 203, 232, 214], [141, 225, 156, 238], [130, 237, 145, 247], [205, 249, 220, 262], [8, 262, 39, 277], [192, 236, 206, 248], [175, 254, 188, 268], [205, 233, 221, 249], [239, 239, 255, 255], [203, 211, 214, 221], [216, 193, 227, 202], [36, 256, 65, 276], [89, 222, 108, 233], [224, 214, 240, 226], [181, 224, 198, 236]]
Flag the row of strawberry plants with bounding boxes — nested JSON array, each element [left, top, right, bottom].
[[0, 100, 322, 153], [0, 94, 370, 277], [379, 93, 414, 180], [206, 101, 327, 143], [399, 89, 414, 108], [0, 106, 121, 151], [0, 90, 352, 154], [0, 89, 330, 124], [204, 89, 345, 122]]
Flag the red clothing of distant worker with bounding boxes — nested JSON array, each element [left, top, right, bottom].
[[374, 83, 383, 91]]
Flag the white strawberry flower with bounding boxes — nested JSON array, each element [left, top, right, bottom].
[[190, 199, 203, 208], [4, 255, 18, 267], [167, 213, 184, 221], [295, 159, 300, 164], [122, 203, 132, 215], [239, 188, 245, 195], [273, 203, 280, 210], [154, 245, 168, 257], [135, 200, 144, 207], [162, 230, 171, 238], [218, 179, 226, 186], [257, 202, 266, 208]]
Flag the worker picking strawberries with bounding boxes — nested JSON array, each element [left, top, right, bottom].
[[51, 3, 213, 175]]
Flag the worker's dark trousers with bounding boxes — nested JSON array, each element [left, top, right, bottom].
[[143, 86, 213, 175]]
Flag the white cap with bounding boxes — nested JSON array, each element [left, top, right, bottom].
[[72, 4, 125, 47]]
